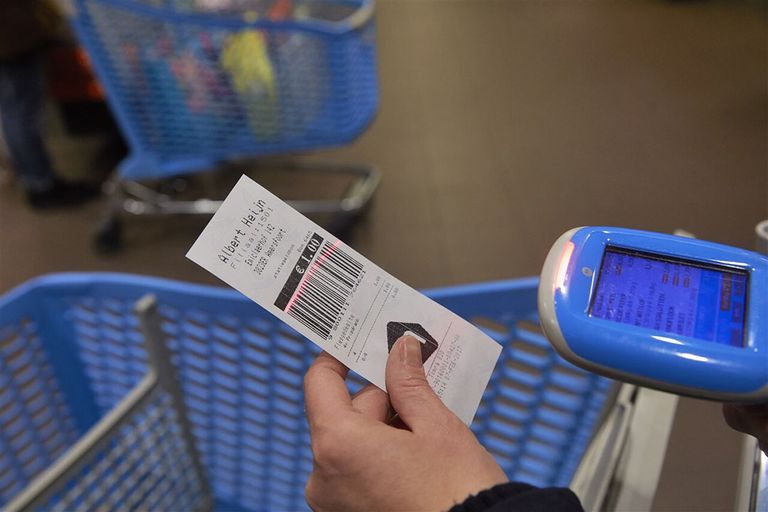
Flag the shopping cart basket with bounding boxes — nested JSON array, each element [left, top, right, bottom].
[[0, 273, 615, 511], [69, 0, 380, 251]]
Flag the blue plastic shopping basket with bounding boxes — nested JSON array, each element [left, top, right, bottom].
[[71, 0, 378, 180], [0, 273, 613, 511], [71, 0, 381, 252]]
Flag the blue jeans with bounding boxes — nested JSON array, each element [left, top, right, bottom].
[[0, 53, 55, 192]]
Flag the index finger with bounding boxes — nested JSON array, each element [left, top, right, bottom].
[[304, 352, 353, 428]]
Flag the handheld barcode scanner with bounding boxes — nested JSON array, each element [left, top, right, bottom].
[[538, 227, 768, 402]]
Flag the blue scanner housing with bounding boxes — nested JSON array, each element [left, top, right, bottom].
[[538, 227, 768, 402]]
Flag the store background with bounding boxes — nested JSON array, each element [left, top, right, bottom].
[[0, 0, 765, 509]]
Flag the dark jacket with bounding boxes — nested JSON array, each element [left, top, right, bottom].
[[451, 482, 585, 512]]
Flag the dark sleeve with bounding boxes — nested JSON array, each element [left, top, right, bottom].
[[449, 482, 585, 512]]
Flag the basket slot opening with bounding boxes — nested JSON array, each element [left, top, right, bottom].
[[471, 316, 510, 337]]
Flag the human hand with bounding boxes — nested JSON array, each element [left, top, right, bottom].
[[723, 404, 768, 454], [303, 336, 508, 512]]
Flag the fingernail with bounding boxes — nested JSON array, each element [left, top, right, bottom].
[[400, 336, 423, 368]]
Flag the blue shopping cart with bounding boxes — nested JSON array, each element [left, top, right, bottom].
[[70, 0, 380, 251], [0, 273, 616, 511]]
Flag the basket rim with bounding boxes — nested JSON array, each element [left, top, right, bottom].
[[74, 0, 375, 35]]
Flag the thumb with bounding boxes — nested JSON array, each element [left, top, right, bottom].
[[386, 335, 450, 432]]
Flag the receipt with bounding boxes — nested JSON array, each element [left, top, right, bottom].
[[186, 176, 502, 424]]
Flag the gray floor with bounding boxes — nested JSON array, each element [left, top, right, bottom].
[[1, 0, 766, 509]]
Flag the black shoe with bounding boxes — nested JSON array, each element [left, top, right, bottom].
[[27, 180, 100, 209]]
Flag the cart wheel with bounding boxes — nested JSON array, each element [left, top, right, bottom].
[[94, 217, 123, 254]]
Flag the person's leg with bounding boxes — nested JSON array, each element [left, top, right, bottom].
[[0, 53, 98, 208], [0, 53, 55, 193]]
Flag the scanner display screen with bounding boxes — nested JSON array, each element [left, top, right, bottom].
[[589, 247, 748, 347]]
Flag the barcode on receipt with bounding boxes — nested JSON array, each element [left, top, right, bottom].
[[275, 236, 363, 340]]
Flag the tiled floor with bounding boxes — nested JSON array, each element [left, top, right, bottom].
[[1, 0, 766, 509]]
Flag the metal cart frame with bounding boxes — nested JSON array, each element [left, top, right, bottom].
[[4, 296, 210, 511]]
